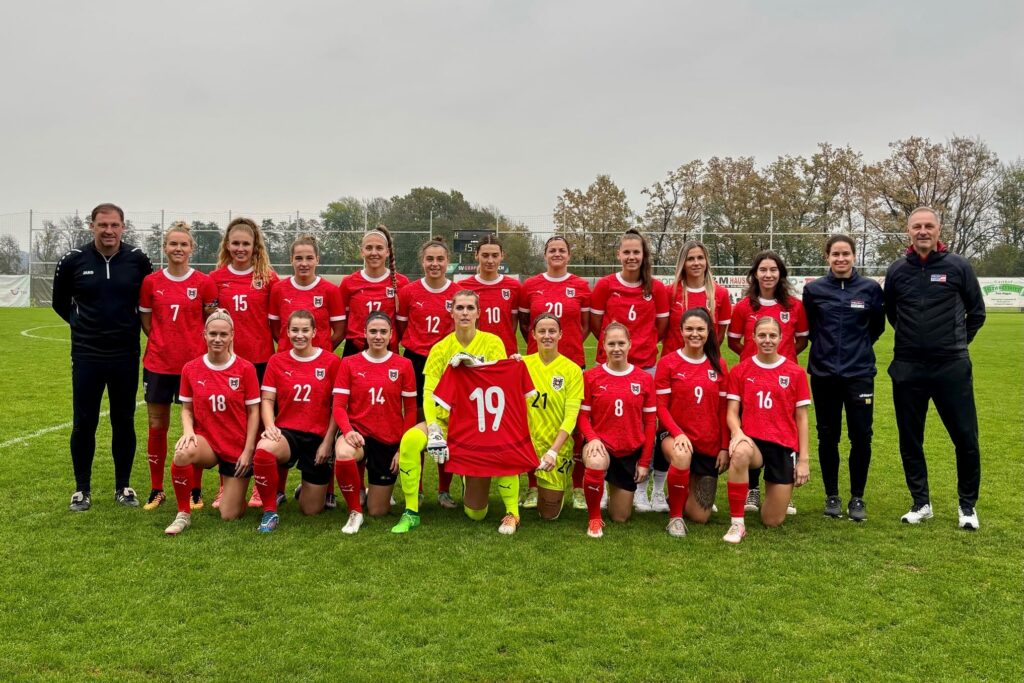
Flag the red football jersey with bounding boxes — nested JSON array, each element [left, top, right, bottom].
[[520, 272, 592, 367], [396, 278, 456, 356], [268, 276, 345, 353], [726, 356, 811, 452], [662, 283, 733, 355], [655, 351, 730, 456], [590, 273, 669, 368], [139, 268, 218, 375], [460, 274, 522, 355], [179, 354, 260, 461], [432, 360, 538, 477], [338, 269, 410, 351], [579, 363, 657, 459], [209, 266, 279, 364], [728, 297, 809, 361], [332, 351, 417, 445], [261, 348, 341, 436]]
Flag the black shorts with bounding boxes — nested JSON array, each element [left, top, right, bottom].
[[216, 456, 251, 479], [657, 431, 719, 479], [143, 369, 180, 404], [254, 362, 267, 383], [752, 437, 796, 485], [363, 435, 399, 486], [403, 348, 428, 405], [281, 428, 332, 486], [605, 448, 642, 493]]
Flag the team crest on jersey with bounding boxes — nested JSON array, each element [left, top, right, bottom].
[[315, 368, 326, 380], [386, 287, 395, 298], [551, 375, 564, 391], [643, 293, 652, 301], [780, 311, 790, 323], [388, 368, 399, 382], [630, 382, 641, 395], [708, 369, 718, 381], [566, 287, 575, 298], [229, 377, 240, 390], [778, 375, 790, 388], [253, 280, 264, 290], [501, 288, 511, 300], [186, 287, 198, 300], [313, 296, 324, 308], [445, 300, 453, 312]]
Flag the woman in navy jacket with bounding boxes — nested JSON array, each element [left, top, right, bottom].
[[802, 234, 884, 522]]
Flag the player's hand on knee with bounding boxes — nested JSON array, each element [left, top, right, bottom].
[[635, 466, 649, 483]]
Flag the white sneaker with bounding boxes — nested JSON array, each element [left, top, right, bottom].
[[901, 503, 933, 524], [744, 488, 760, 512], [498, 513, 520, 535], [164, 512, 191, 536], [666, 517, 687, 538], [633, 483, 652, 512], [342, 511, 364, 535], [723, 522, 746, 544], [786, 499, 797, 516], [958, 505, 979, 531], [522, 487, 539, 509], [650, 489, 669, 513]]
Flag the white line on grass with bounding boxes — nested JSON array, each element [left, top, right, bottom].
[[0, 400, 146, 449], [20, 325, 70, 342]]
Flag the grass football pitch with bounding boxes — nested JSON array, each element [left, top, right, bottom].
[[0, 309, 1021, 682]]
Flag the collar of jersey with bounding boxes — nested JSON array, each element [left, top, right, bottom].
[[360, 350, 393, 364], [360, 269, 391, 283], [676, 350, 707, 365], [753, 355, 787, 370], [615, 272, 641, 288], [473, 274, 503, 286], [290, 276, 322, 290], [203, 354, 237, 371], [162, 267, 195, 282], [228, 265, 254, 276], [542, 272, 571, 283], [758, 297, 778, 306], [290, 348, 323, 363], [686, 285, 707, 294], [601, 362, 635, 376], [420, 277, 452, 294]]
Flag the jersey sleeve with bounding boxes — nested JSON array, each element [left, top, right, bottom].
[[579, 279, 592, 313], [200, 276, 218, 309], [331, 360, 353, 433], [260, 358, 279, 394], [328, 286, 346, 322], [139, 274, 154, 313], [654, 281, 670, 318], [401, 361, 417, 399], [432, 369, 454, 413], [590, 277, 609, 315], [577, 374, 598, 443], [559, 365, 584, 435], [728, 299, 747, 339], [178, 366, 193, 402], [654, 359, 683, 438], [639, 374, 657, 468], [517, 278, 533, 315], [243, 363, 261, 405], [396, 285, 410, 322], [715, 285, 732, 329], [794, 366, 811, 407], [519, 361, 537, 398], [726, 364, 741, 401], [794, 300, 809, 337], [510, 278, 522, 311], [421, 341, 448, 424], [268, 284, 281, 321]]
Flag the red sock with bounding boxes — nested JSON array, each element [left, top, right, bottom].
[[334, 459, 363, 513], [727, 481, 748, 520], [528, 471, 538, 489], [438, 461, 453, 494], [253, 449, 279, 513], [667, 466, 690, 518], [170, 463, 193, 514], [147, 427, 168, 490], [584, 467, 605, 522], [572, 452, 584, 489], [277, 465, 289, 495]]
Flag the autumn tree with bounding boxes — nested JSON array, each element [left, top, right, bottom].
[[640, 160, 705, 268], [0, 234, 24, 274], [553, 174, 633, 271]]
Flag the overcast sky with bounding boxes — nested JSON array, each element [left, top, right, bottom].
[[1, 0, 1021, 222]]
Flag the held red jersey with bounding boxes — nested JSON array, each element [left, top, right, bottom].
[[209, 266, 279, 364], [591, 273, 669, 368], [339, 269, 409, 351], [663, 283, 733, 355], [520, 272, 592, 366], [396, 278, 456, 356], [728, 297, 809, 361], [268, 276, 345, 353], [580, 363, 656, 457], [726, 356, 811, 452], [655, 351, 730, 456], [460, 274, 522, 355], [432, 360, 538, 477], [332, 351, 417, 445], [261, 348, 341, 436], [179, 354, 260, 461], [139, 268, 218, 375]]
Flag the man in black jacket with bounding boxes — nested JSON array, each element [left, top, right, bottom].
[[884, 206, 986, 530], [52, 203, 153, 511]]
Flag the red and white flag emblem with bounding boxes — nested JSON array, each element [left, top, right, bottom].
[[630, 382, 641, 395], [388, 368, 399, 381], [779, 375, 790, 388], [186, 287, 197, 300], [566, 287, 575, 298], [229, 377, 240, 390], [501, 289, 511, 300], [708, 369, 717, 381], [315, 368, 326, 380], [445, 300, 453, 312], [780, 311, 790, 323], [313, 296, 324, 308]]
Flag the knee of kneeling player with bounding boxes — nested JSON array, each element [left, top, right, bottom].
[[761, 512, 785, 528], [537, 494, 562, 520], [463, 504, 488, 521]]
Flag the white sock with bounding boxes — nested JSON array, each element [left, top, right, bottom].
[[652, 469, 668, 496], [731, 516, 745, 525]]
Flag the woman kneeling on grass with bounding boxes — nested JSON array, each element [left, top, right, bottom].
[[722, 316, 811, 544], [578, 322, 657, 538], [250, 310, 341, 533], [523, 313, 584, 520], [164, 310, 260, 535], [332, 312, 417, 534]]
